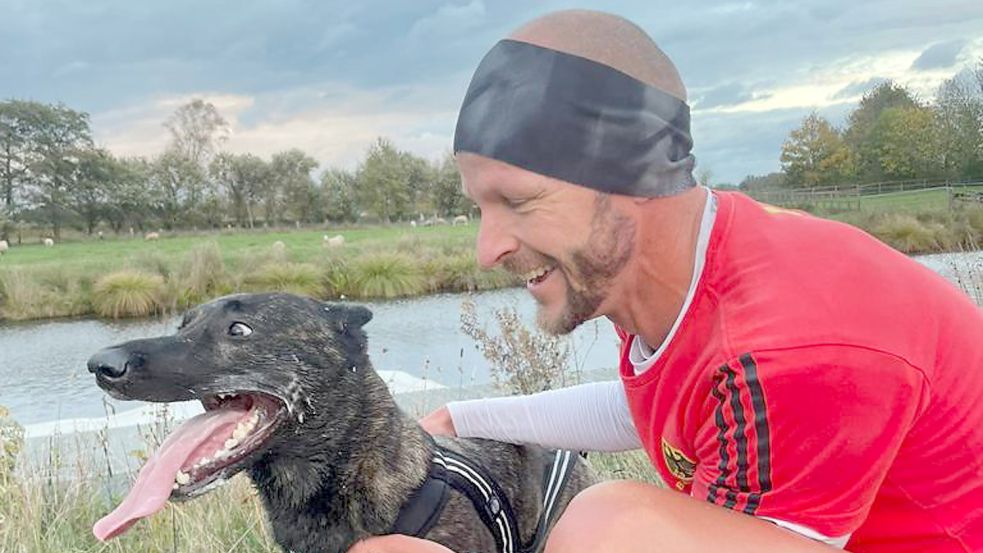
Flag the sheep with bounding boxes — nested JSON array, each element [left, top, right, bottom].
[[323, 234, 345, 248], [410, 220, 417, 228], [144, 232, 160, 241], [452, 215, 468, 225], [272, 240, 287, 256], [43, 238, 54, 247], [0, 240, 8, 255]]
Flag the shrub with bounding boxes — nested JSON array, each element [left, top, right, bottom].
[[175, 241, 231, 307], [242, 262, 324, 297], [349, 253, 426, 299], [92, 270, 166, 319], [871, 213, 940, 253], [460, 298, 577, 395]]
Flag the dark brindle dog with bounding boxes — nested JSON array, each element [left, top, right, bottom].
[[88, 292, 596, 553]]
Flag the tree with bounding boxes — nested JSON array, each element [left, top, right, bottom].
[[321, 168, 359, 223], [24, 106, 94, 238], [102, 157, 154, 234], [61, 149, 117, 235], [0, 100, 92, 239], [163, 99, 229, 168], [430, 152, 469, 217], [355, 138, 420, 222], [780, 113, 853, 187], [933, 69, 983, 180], [844, 82, 919, 182], [739, 172, 786, 190], [272, 149, 319, 224], [210, 152, 268, 228], [149, 149, 206, 229], [867, 106, 943, 181]]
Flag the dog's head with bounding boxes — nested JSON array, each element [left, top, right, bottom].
[[88, 292, 374, 540]]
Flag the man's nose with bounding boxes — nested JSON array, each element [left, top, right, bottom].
[[475, 210, 519, 269]]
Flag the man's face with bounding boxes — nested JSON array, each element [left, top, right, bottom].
[[458, 153, 636, 335]]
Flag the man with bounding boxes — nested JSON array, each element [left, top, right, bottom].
[[352, 10, 983, 553]]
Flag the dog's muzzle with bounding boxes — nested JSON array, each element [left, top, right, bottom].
[[88, 346, 145, 380]]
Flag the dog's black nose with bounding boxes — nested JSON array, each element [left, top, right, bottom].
[[87, 347, 143, 379]]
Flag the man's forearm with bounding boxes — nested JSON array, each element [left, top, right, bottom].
[[446, 380, 642, 451]]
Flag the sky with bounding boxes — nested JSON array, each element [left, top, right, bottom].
[[3, 0, 982, 184]]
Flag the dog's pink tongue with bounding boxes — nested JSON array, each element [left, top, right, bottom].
[[93, 406, 247, 541]]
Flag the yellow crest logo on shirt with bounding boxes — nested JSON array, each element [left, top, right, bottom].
[[661, 437, 696, 489]]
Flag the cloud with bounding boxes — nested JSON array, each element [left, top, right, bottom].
[[91, 80, 462, 172], [408, 1, 487, 40], [695, 83, 758, 110], [832, 77, 889, 100], [911, 40, 968, 70]]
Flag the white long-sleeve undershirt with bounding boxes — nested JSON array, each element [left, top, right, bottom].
[[446, 380, 642, 451]]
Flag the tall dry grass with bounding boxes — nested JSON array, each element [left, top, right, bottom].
[[0, 231, 519, 321], [92, 270, 167, 319]]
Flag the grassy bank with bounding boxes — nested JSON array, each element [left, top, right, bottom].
[[0, 224, 517, 322], [1, 205, 981, 322]]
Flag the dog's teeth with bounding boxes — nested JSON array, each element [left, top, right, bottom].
[[224, 438, 239, 450], [175, 471, 191, 485], [173, 483, 179, 490]]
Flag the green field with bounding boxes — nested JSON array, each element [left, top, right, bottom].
[[0, 223, 522, 321], [857, 186, 983, 212], [0, 223, 478, 269]]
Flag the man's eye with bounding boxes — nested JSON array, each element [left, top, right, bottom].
[[228, 322, 253, 337]]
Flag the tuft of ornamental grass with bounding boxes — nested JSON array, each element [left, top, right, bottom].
[[174, 241, 233, 308], [422, 251, 518, 293], [242, 262, 325, 297], [0, 268, 92, 320], [92, 270, 167, 319], [869, 213, 942, 254], [348, 253, 427, 299]]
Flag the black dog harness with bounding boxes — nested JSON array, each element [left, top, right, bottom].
[[392, 445, 578, 553]]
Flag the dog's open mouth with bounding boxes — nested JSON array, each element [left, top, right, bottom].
[[93, 392, 286, 541]]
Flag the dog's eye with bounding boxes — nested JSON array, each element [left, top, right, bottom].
[[228, 322, 253, 337]]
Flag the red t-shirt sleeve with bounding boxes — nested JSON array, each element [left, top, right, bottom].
[[690, 345, 929, 537]]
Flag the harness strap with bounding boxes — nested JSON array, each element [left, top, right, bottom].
[[519, 450, 577, 553], [435, 447, 519, 553], [390, 458, 451, 538], [391, 445, 579, 553]]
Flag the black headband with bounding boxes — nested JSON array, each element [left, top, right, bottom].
[[454, 39, 696, 197]]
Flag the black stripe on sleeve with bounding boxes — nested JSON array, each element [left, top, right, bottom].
[[739, 353, 773, 515], [708, 366, 736, 508], [722, 365, 751, 499]]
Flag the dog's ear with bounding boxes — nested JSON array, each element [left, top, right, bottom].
[[340, 304, 373, 328], [320, 302, 373, 333]]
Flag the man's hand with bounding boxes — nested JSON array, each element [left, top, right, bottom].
[[418, 405, 458, 437]]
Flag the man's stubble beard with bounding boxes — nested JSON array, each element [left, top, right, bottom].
[[538, 194, 636, 335]]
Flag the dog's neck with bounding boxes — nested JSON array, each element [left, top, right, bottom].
[[249, 362, 433, 553]]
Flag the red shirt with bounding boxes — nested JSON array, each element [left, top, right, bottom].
[[618, 191, 983, 552]]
